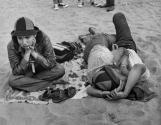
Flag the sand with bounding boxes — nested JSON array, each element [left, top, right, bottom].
[[0, 0, 161, 125]]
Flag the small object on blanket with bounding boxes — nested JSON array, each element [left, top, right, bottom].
[[39, 87, 76, 103], [39, 88, 56, 101], [52, 87, 76, 103]]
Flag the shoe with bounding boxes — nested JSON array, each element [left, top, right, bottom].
[[106, 6, 115, 12], [91, 2, 99, 7], [39, 87, 55, 101], [78, 2, 83, 7], [52, 87, 76, 103], [59, 3, 69, 8], [54, 4, 59, 10], [97, 4, 108, 8]]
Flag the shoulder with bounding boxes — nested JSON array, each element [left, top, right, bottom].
[[35, 27, 50, 44], [7, 40, 14, 50]]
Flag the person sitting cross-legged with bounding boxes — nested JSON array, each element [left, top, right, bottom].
[[86, 13, 155, 101], [7, 17, 65, 92]]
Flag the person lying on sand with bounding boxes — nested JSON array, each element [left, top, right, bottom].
[[104, 13, 150, 100], [84, 13, 154, 100], [7, 17, 65, 92]]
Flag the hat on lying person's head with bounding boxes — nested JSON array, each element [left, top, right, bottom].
[[12, 17, 37, 36]]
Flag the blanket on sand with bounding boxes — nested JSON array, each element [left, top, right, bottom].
[[0, 52, 88, 104], [0, 37, 157, 104]]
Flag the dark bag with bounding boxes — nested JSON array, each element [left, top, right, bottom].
[[53, 41, 82, 63]]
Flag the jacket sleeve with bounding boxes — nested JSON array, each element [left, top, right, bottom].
[[7, 42, 29, 75], [35, 34, 56, 69]]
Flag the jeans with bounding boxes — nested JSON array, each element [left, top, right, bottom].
[[53, 0, 62, 4], [113, 12, 137, 52], [9, 63, 65, 92], [106, 0, 115, 7]]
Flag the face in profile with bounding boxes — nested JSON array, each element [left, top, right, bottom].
[[17, 35, 36, 49], [112, 47, 124, 64]]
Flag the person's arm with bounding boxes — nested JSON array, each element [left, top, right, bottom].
[[7, 43, 30, 75], [119, 55, 130, 76], [109, 64, 146, 100], [31, 34, 57, 69], [87, 86, 110, 98]]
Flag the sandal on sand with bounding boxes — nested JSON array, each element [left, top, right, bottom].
[[52, 87, 76, 103], [39, 88, 55, 101]]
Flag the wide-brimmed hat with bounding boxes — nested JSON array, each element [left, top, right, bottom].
[[12, 17, 37, 36]]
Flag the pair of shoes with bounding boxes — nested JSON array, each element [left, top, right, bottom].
[[90, 2, 94, 5], [106, 6, 115, 12], [97, 4, 108, 8], [78, 2, 83, 7], [39, 87, 56, 101], [52, 87, 76, 103], [39, 87, 76, 103], [59, 3, 69, 8]]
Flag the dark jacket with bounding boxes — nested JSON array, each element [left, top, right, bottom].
[[7, 27, 56, 75]]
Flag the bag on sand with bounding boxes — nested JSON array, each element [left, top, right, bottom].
[[53, 41, 82, 63]]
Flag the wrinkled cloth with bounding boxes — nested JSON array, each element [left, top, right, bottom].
[[87, 45, 114, 83], [128, 49, 150, 81], [83, 34, 113, 64]]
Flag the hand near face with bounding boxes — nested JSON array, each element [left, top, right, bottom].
[[24, 46, 39, 60], [24, 47, 31, 62], [30, 49, 38, 59]]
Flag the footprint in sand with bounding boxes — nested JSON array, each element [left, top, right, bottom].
[[133, 110, 145, 117], [0, 117, 7, 125]]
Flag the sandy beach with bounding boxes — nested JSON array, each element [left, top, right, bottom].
[[0, 0, 161, 125]]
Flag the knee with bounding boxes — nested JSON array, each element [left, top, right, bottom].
[[8, 79, 14, 87], [87, 86, 94, 95], [55, 64, 65, 77], [113, 12, 125, 23], [8, 75, 19, 88]]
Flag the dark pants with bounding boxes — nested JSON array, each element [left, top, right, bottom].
[[106, 0, 115, 7], [53, 0, 62, 4], [113, 12, 137, 52], [9, 63, 65, 92]]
